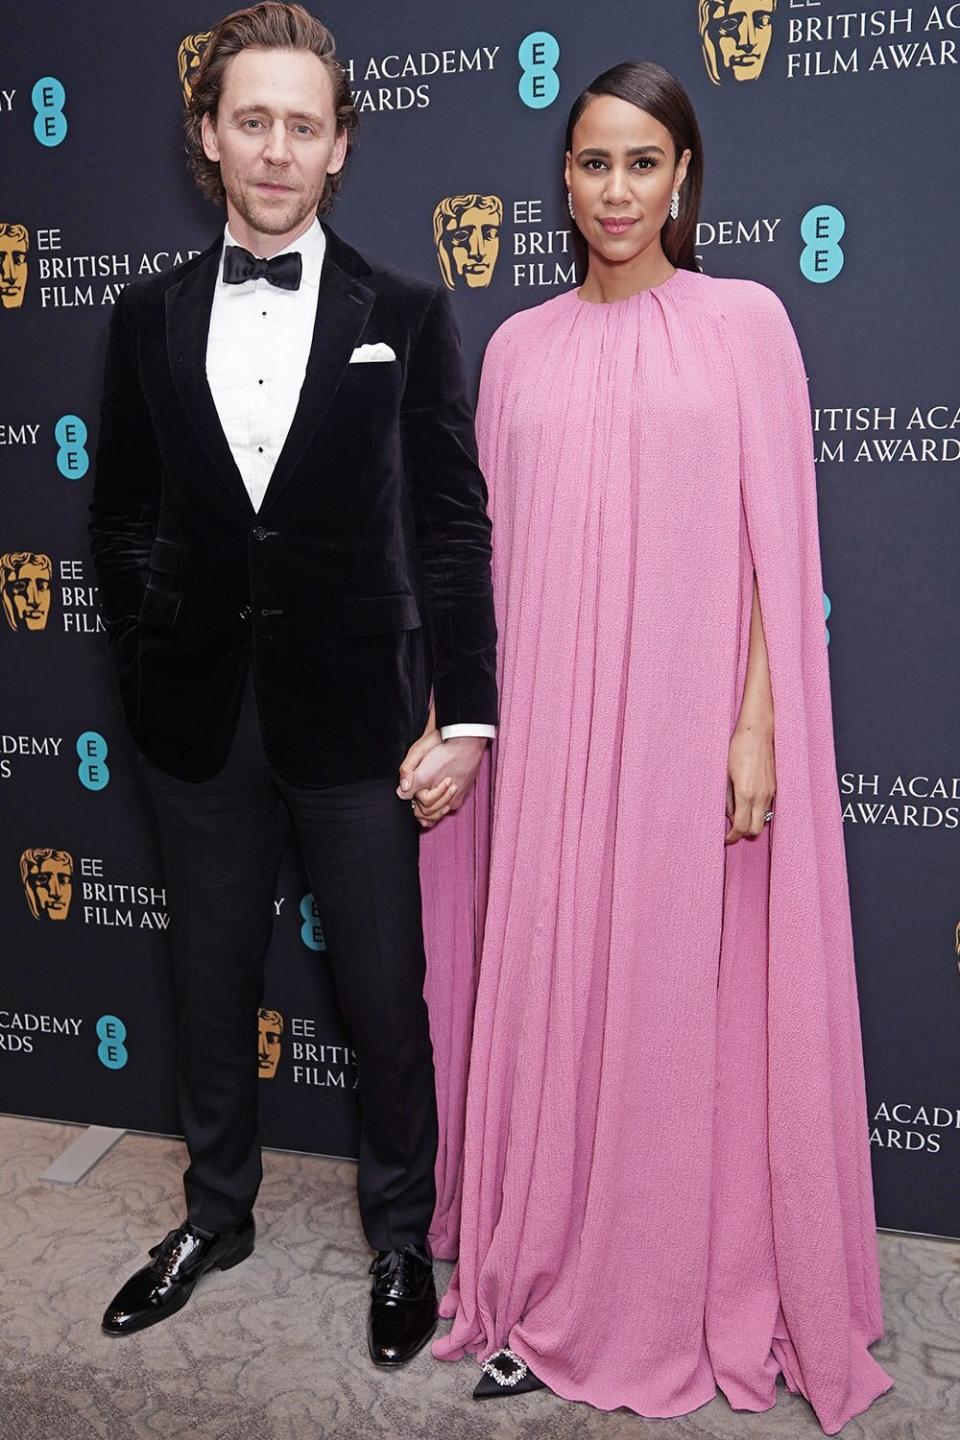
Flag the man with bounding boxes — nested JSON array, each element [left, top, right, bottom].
[[90, 2, 497, 1364]]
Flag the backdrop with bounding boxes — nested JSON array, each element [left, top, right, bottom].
[[2, 0, 958, 1240]]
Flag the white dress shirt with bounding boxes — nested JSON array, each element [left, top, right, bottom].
[[205, 218, 493, 743], [206, 219, 324, 512]]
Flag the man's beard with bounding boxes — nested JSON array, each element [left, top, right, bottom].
[[228, 176, 322, 236]]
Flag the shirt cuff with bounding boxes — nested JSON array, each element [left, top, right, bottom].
[[439, 723, 496, 741]]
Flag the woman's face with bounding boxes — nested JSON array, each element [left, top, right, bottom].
[[565, 95, 690, 266]]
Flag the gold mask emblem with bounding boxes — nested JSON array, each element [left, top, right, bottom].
[[699, 0, 776, 84], [0, 223, 29, 309], [178, 31, 212, 104], [1, 552, 52, 631], [433, 194, 503, 289], [21, 848, 74, 921], [258, 1007, 284, 1079]]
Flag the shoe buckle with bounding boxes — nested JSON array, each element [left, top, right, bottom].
[[480, 1348, 529, 1388]]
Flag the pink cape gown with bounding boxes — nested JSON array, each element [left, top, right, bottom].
[[419, 270, 893, 1434]]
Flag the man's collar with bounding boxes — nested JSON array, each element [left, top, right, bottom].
[[221, 216, 325, 289]]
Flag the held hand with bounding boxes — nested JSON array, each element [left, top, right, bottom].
[[725, 723, 776, 845], [396, 736, 487, 830], [397, 701, 443, 797]]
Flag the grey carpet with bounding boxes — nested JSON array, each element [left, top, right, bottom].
[[0, 1116, 956, 1439]]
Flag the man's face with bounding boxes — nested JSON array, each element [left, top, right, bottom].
[[0, 230, 28, 309], [443, 205, 500, 288], [712, 1, 775, 81], [27, 857, 73, 921], [3, 560, 51, 630], [258, 1010, 283, 1078], [201, 47, 348, 250]]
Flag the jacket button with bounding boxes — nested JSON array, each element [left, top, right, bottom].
[[239, 605, 252, 620], [252, 525, 268, 541]]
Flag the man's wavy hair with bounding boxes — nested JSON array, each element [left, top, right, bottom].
[[183, 2, 358, 213]]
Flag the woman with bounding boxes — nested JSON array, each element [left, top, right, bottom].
[[410, 61, 893, 1434]]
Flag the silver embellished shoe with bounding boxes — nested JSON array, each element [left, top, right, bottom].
[[473, 1346, 547, 1399]]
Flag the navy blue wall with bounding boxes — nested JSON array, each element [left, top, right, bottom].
[[2, 1, 958, 1236]]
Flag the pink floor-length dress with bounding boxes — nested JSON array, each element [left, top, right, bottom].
[[420, 269, 893, 1434]]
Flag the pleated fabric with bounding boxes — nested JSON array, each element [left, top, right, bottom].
[[421, 271, 893, 1433]]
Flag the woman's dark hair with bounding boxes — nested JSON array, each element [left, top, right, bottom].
[[564, 61, 703, 273]]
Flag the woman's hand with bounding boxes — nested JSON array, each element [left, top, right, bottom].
[[725, 721, 776, 844], [726, 574, 776, 844]]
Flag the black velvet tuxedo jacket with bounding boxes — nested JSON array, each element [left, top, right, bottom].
[[89, 224, 498, 785]]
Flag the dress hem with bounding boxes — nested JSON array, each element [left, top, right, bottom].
[[432, 1325, 894, 1434]]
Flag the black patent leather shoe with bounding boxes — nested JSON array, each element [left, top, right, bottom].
[[367, 1242, 438, 1365], [101, 1216, 255, 1335]]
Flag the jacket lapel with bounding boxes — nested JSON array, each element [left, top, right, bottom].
[[165, 239, 254, 515], [258, 245, 375, 514]]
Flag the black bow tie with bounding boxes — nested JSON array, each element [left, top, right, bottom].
[[222, 245, 302, 290]]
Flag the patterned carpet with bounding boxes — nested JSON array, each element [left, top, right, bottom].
[[1, 1116, 957, 1440]]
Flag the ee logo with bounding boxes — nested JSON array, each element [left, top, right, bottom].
[[97, 1015, 128, 1069], [77, 731, 110, 790], [800, 205, 845, 283], [300, 893, 326, 951], [823, 592, 832, 646], [32, 76, 68, 147], [518, 31, 560, 109], [55, 415, 89, 479]]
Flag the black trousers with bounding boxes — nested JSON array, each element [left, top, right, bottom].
[[139, 674, 438, 1250]]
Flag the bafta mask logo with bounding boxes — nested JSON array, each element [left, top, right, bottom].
[[433, 194, 503, 290], [1, 552, 53, 632], [0, 223, 29, 310], [178, 30, 212, 104], [21, 848, 74, 921], [699, 0, 777, 85], [258, 1007, 283, 1080]]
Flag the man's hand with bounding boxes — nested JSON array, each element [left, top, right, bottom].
[[397, 735, 487, 830]]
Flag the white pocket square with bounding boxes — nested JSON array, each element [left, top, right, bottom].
[[349, 342, 396, 363]]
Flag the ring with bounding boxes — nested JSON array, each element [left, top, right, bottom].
[[763, 810, 774, 824]]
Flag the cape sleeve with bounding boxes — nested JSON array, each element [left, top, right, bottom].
[[421, 324, 512, 1258], [730, 285, 891, 1432]]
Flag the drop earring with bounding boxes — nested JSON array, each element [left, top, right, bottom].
[[670, 189, 680, 221], [567, 191, 575, 219]]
